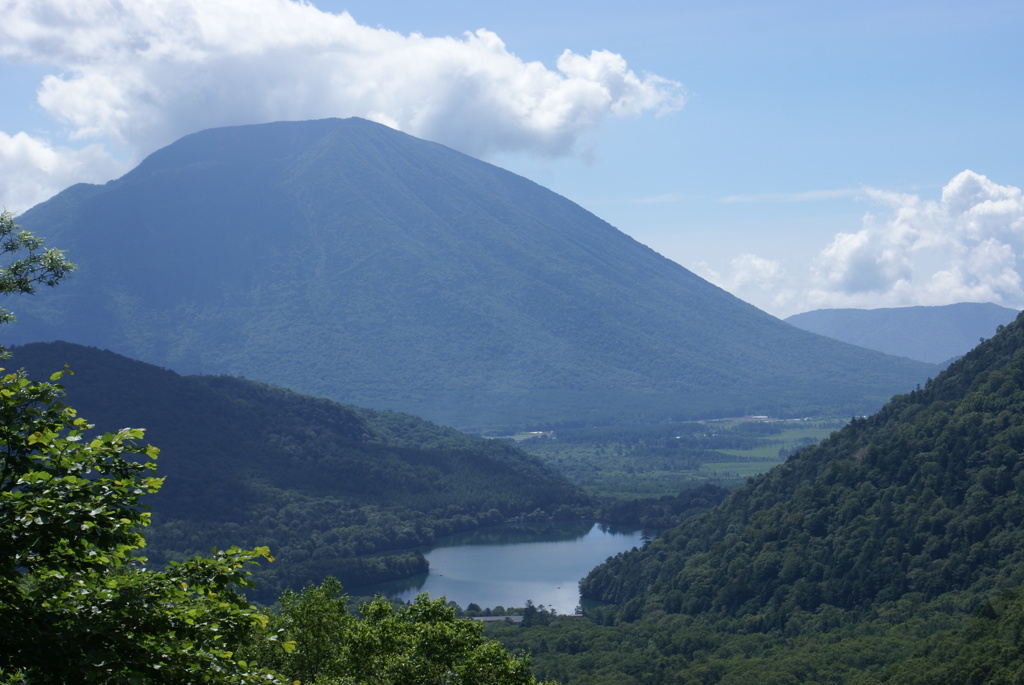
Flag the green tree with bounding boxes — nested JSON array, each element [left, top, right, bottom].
[[0, 367, 283, 683], [344, 595, 548, 685], [246, 577, 557, 685], [0, 210, 74, 336], [243, 576, 353, 683]]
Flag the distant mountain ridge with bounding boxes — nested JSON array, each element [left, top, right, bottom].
[[786, 302, 1019, 364], [8, 118, 935, 429]]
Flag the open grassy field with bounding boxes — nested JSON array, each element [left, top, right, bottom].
[[516, 418, 847, 497]]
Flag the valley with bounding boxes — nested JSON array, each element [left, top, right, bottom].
[[8, 341, 800, 608], [514, 417, 847, 496]]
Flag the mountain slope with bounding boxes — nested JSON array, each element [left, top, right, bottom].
[[581, 310, 1024, 625], [786, 302, 1019, 364], [7, 341, 587, 600], [7, 118, 935, 429]]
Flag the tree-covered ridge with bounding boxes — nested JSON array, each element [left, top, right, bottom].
[[9, 118, 935, 430], [9, 341, 589, 602], [581, 312, 1024, 626]]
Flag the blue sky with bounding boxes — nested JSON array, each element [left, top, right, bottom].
[[1, 0, 1022, 316]]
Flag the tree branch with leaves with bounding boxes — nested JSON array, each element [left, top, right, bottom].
[[0, 368, 284, 683], [0, 210, 75, 355]]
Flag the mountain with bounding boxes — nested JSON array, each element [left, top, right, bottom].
[[581, 310, 1024, 626], [786, 302, 1019, 364], [6, 341, 587, 601], [7, 118, 935, 430]]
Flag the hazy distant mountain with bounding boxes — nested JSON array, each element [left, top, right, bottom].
[[7, 118, 935, 429], [786, 302, 1020, 364]]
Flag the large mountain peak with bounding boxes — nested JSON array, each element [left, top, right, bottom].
[[9, 118, 933, 429]]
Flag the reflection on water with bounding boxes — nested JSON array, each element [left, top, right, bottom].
[[354, 521, 646, 615]]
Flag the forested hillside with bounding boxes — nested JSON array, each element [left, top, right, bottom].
[[9, 341, 588, 602], [8, 118, 935, 430], [480, 311, 1024, 682], [583, 312, 1024, 622]]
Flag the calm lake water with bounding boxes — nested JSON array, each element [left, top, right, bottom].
[[355, 521, 646, 615]]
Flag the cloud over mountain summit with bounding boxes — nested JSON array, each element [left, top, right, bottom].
[[0, 0, 683, 210]]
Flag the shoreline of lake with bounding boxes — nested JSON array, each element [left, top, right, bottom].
[[351, 521, 649, 615]]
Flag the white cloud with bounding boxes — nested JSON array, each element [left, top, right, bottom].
[[725, 254, 785, 291], [0, 131, 128, 212], [713, 171, 1024, 317], [806, 171, 1024, 309], [0, 0, 684, 207]]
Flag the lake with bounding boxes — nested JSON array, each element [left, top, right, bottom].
[[354, 521, 647, 615]]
